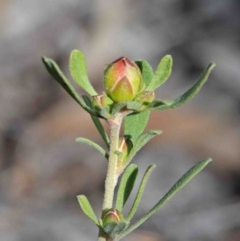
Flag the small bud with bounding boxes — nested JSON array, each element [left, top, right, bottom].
[[104, 57, 144, 102], [118, 137, 130, 161], [103, 209, 124, 226], [135, 91, 155, 105], [116, 137, 132, 175], [92, 94, 113, 110], [117, 137, 132, 164]]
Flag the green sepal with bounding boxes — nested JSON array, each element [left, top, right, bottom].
[[111, 102, 128, 115], [82, 95, 110, 148], [126, 164, 156, 221], [75, 137, 108, 159], [124, 111, 150, 144], [150, 62, 216, 111], [42, 57, 95, 114], [77, 195, 99, 225], [135, 60, 154, 87], [102, 221, 129, 238], [99, 108, 113, 119], [118, 158, 212, 240], [111, 101, 143, 115], [146, 55, 173, 91], [69, 50, 97, 96], [126, 130, 162, 165], [126, 101, 143, 111], [116, 164, 138, 211]]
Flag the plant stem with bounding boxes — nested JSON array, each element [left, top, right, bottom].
[[98, 113, 123, 241], [102, 113, 123, 211], [98, 230, 109, 241]]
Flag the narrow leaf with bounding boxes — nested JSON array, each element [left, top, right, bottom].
[[126, 164, 156, 221], [42, 57, 94, 113], [116, 164, 138, 211], [126, 130, 162, 165], [75, 137, 108, 159], [77, 195, 99, 225], [151, 62, 216, 111], [135, 60, 154, 87], [146, 55, 173, 91], [118, 158, 212, 239], [69, 50, 97, 96], [124, 111, 150, 144], [83, 95, 110, 148]]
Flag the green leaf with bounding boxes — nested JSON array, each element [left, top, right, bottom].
[[103, 221, 129, 238], [77, 195, 99, 225], [75, 137, 108, 159], [126, 130, 162, 165], [118, 158, 212, 239], [146, 55, 173, 91], [69, 50, 97, 96], [135, 60, 154, 87], [126, 164, 156, 221], [116, 164, 138, 211], [124, 111, 150, 144], [42, 57, 95, 114], [83, 95, 110, 148], [150, 62, 216, 111]]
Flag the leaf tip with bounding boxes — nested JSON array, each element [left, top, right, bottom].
[[209, 62, 216, 69], [42, 56, 50, 64], [163, 55, 173, 65], [205, 157, 213, 163], [165, 54, 172, 60], [77, 194, 84, 199], [199, 157, 212, 170]]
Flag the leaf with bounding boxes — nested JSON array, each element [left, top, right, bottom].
[[146, 55, 173, 91], [135, 60, 154, 87], [118, 158, 212, 239], [116, 164, 138, 211], [83, 95, 110, 148], [126, 130, 162, 165], [75, 137, 108, 159], [42, 57, 95, 113], [103, 221, 129, 238], [126, 164, 156, 221], [124, 111, 150, 144], [69, 50, 97, 96], [150, 62, 216, 111], [77, 195, 99, 225]]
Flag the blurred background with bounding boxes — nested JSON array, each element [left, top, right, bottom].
[[0, 0, 240, 241]]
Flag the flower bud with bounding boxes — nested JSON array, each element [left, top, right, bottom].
[[117, 137, 132, 175], [92, 94, 113, 110], [135, 91, 155, 105], [104, 57, 144, 102], [118, 137, 130, 161], [103, 209, 124, 226]]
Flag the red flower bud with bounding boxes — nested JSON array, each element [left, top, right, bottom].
[[104, 57, 144, 103]]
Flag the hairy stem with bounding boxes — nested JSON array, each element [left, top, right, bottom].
[[98, 113, 123, 241], [102, 113, 123, 211]]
